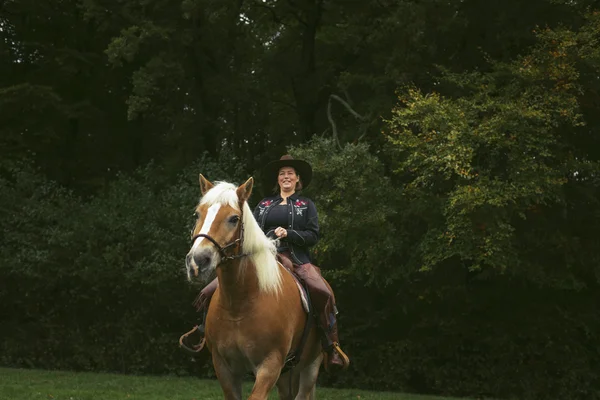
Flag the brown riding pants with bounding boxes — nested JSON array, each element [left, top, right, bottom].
[[193, 251, 337, 334], [278, 251, 336, 334]]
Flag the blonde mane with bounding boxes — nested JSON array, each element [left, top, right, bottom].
[[201, 181, 282, 294]]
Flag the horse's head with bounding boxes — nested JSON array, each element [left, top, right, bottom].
[[185, 174, 253, 282]]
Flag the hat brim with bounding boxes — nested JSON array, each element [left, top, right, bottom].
[[262, 159, 312, 192]]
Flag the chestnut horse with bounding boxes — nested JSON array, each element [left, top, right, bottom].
[[185, 174, 323, 400]]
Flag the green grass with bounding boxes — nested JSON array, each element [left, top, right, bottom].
[[0, 367, 466, 400]]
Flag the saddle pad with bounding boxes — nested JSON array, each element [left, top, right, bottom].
[[279, 262, 310, 313], [294, 280, 310, 314]]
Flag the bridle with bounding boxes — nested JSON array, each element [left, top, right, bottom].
[[190, 205, 250, 264]]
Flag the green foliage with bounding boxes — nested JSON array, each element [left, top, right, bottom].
[[385, 14, 600, 287], [0, 154, 244, 374], [1, 149, 600, 399], [0, 161, 80, 279], [290, 137, 401, 286]]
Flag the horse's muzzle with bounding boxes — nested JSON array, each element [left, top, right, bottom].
[[185, 253, 198, 280], [193, 250, 212, 270], [185, 253, 196, 273], [186, 248, 215, 281]]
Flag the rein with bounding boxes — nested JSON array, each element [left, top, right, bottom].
[[191, 206, 250, 264]]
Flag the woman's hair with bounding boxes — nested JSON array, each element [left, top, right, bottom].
[[272, 168, 303, 193]]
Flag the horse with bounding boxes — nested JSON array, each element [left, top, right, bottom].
[[184, 174, 323, 400]]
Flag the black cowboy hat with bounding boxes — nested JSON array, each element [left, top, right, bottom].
[[262, 154, 313, 190]]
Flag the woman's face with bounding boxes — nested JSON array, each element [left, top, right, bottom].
[[278, 167, 299, 192]]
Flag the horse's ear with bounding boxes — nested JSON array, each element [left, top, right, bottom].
[[236, 177, 253, 202], [199, 174, 214, 195]]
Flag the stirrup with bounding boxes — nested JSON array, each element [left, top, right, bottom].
[[323, 342, 350, 372], [178, 325, 206, 354]]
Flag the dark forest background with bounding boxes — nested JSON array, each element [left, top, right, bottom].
[[2, 0, 600, 399]]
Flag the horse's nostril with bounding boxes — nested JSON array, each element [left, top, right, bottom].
[[193, 253, 211, 268]]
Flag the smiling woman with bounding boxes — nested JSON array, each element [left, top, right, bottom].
[[277, 166, 301, 194], [253, 155, 349, 373]]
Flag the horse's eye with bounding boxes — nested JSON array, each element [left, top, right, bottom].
[[190, 212, 200, 235], [229, 215, 240, 224]]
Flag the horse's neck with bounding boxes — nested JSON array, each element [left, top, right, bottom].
[[216, 260, 260, 313]]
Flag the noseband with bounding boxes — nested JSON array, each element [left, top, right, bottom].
[[191, 210, 249, 264]]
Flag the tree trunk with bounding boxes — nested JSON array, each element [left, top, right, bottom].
[[291, 0, 323, 142]]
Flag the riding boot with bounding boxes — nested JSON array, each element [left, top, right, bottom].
[[179, 278, 218, 353], [319, 313, 350, 373], [193, 277, 219, 314], [291, 260, 350, 372]]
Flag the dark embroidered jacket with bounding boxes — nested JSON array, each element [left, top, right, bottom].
[[253, 192, 319, 265]]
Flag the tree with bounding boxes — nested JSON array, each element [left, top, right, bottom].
[[0, 0, 134, 190], [385, 12, 600, 288]]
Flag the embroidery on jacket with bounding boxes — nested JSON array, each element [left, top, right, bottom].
[[259, 199, 273, 216], [294, 199, 308, 216]]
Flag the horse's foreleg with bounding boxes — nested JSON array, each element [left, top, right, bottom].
[[248, 355, 284, 400], [212, 355, 243, 400]]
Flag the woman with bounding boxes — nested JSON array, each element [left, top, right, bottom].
[[189, 155, 349, 372], [253, 155, 350, 372]]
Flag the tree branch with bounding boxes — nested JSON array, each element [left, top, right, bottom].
[[357, 123, 369, 141], [327, 94, 370, 147], [343, 87, 353, 107], [330, 94, 365, 121], [327, 95, 342, 149]]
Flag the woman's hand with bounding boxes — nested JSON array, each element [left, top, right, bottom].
[[274, 227, 288, 238]]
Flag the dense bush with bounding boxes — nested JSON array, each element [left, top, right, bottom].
[[2, 146, 599, 400], [0, 154, 245, 375]]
